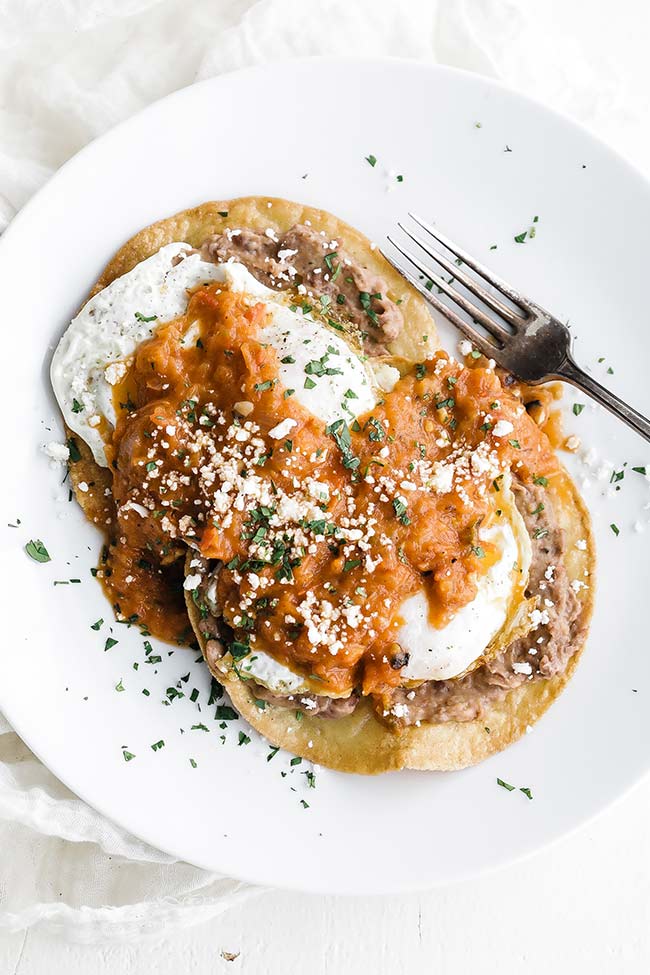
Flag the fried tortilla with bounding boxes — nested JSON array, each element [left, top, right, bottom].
[[61, 197, 594, 774]]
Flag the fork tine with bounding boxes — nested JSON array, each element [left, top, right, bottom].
[[386, 236, 509, 345], [397, 222, 525, 328], [381, 246, 499, 361], [408, 212, 532, 312]]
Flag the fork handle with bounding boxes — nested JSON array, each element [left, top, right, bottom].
[[558, 357, 650, 444]]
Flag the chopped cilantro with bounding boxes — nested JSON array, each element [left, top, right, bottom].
[[215, 705, 238, 721], [135, 311, 158, 323], [67, 437, 81, 462], [25, 539, 50, 563], [392, 497, 411, 526]]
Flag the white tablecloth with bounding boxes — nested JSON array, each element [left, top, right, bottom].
[[1, 0, 649, 943]]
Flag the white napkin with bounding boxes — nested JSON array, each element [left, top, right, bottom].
[[1, 0, 648, 944]]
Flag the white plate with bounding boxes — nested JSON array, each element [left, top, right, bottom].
[[1, 58, 649, 895]]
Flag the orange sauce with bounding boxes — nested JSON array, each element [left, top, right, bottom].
[[104, 286, 559, 693]]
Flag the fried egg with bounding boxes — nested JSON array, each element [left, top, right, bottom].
[[398, 475, 532, 682], [53, 243, 531, 697], [51, 244, 399, 468]]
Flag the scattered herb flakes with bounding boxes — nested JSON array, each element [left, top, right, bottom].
[[218, 211, 229, 217], [573, 403, 585, 416], [365, 154, 377, 167], [514, 231, 527, 244], [104, 637, 118, 652], [189, 758, 198, 768], [304, 770, 316, 789], [238, 731, 251, 746], [299, 799, 310, 809], [122, 749, 136, 762], [215, 705, 238, 721], [392, 497, 411, 526], [191, 723, 209, 732], [632, 466, 647, 475], [267, 746, 280, 762], [135, 311, 158, 323], [520, 787, 533, 800], [115, 678, 125, 692], [25, 539, 51, 563], [151, 740, 165, 752], [610, 523, 620, 536], [67, 437, 82, 462], [396, 174, 404, 183], [71, 398, 84, 414], [290, 756, 302, 767], [533, 475, 549, 487], [91, 619, 104, 631], [496, 777, 515, 792]]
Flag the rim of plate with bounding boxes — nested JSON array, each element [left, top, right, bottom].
[[1, 56, 649, 894]]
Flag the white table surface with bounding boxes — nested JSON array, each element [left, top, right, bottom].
[[0, 775, 648, 972]]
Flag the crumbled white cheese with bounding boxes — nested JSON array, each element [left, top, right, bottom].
[[512, 661, 532, 675], [268, 418, 298, 440], [104, 361, 127, 386], [183, 573, 202, 590], [42, 441, 70, 464], [492, 420, 514, 438]]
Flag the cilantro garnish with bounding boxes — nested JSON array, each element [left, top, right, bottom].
[[25, 539, 50, 563]]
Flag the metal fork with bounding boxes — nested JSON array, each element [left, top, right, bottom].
[[384, 213, 650, 443]]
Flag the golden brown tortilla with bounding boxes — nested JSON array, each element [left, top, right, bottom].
[[186, 471, 594, 773], [62, 196, 594, 773]]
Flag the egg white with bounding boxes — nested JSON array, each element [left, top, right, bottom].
[[398, 482, 531, 682], [51, 244, 397, 468]]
